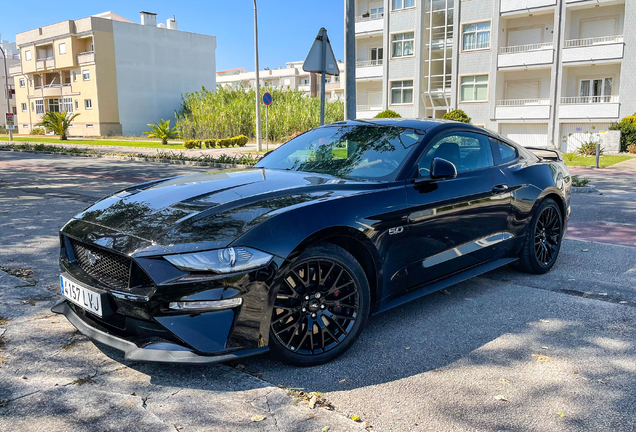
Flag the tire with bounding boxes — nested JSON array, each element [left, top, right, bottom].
[[269, 243, 371, 366], [517, 198, 563, 274]]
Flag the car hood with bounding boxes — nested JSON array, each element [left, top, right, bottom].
[[64, 169, 380, 256]]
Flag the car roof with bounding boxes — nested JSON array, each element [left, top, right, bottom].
[[328, 118, 485, 133]]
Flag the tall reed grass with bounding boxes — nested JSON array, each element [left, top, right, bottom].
[[177, 86, 344, 142]]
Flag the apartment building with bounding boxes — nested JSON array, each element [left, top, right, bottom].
[[1, 40, 20, 126], [216, 61, 346, 102], [353, 0, 632, 151], [10, 11, 216, 136], [353, 0, 454, 119], [455, 0, 633, 150]]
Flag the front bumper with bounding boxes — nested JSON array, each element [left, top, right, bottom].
[[52, 299, 268, 364]]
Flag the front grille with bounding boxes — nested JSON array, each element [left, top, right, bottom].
[[69, 238, 147, 291]]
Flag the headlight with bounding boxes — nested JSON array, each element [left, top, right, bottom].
[[164, 247, 273, 274]]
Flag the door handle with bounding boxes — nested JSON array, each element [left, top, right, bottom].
[[492, 184, 509, 194]]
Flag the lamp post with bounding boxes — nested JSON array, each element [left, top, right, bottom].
[[344, 0, 356, 120], [0, 43, 13, 141], [253, 0, 262, 151]]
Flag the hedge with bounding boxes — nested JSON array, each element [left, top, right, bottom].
[[183, 135, 250, 149]]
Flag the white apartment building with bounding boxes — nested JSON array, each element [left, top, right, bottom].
[[1, 40, 20, 126], [353, 0, 632, 151], [216, 61, 346, 102], [455, 0, 633, 151], [354, 0, 454, 119]]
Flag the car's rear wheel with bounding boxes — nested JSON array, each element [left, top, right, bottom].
[[269, 243, 370, 366], [517, 198, 563, 274]]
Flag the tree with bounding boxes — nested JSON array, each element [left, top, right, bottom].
[[38, 111, 80, 140], [144, 119, 181, 145], [443, 109, 471, 124]]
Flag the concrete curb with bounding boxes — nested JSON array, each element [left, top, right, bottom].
[[572, 186, 597, 194], [0, 147, 255, 170]]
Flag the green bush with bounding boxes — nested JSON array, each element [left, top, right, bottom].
[[571, 175, 590, 187], [443, 109, 471, 124], [609, 114, 636, 152], [183, 139, 202, 149], [234, 135, 249, 147], [577, 141, 603, 157], [30, 127, 46, 135], [374, 110, 401, 119], [203, 139, 217, 149], [177, 86, 344, 142]]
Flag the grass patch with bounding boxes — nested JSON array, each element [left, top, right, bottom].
[[71, 376, 93, 386], [564, 155, 633, 168], [0, 136, 184, 149]]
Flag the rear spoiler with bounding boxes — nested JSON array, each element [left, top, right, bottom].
[[525, 147, 562, 161]]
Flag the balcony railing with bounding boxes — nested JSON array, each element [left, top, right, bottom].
[[356, 60, 384, 68], [564, 35, 623, 48], [8, 64, 22, 75], [77, 51, 95, 64], [499, 42, 553, 54], [355, 12, 384, 22], [497, 99, 551, 106], [561, 95, 619, 104], [357, 105, 383, 111]]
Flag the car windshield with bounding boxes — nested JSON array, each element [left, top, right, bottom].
[[255, 124, 424, 181]]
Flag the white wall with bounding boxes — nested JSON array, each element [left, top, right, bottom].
[[112, 22, 216, 136]]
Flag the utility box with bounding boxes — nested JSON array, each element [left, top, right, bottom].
[[599, 130, 621, 154]]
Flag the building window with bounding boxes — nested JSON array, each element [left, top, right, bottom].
[[85, 99, 93, 109], [59, 43, 66, 55], [301, 79, 309, 85], [462, 22, 491, 51], [392, 0, 415, 10], [579, 77, 613, 103], [23, 124, 29, 128], [87, 124, 94, 128], [391, 32, 415, 58], [391, 80, 414, 104], [73, 72, 77, 82], [460, 75, 489, 102], [12, 107, 16, 114], [19, 78, 26, 88], [29, 78, 34, 87], [75, 100, 79, 110], [35, 99, 44, 114], [62, 97, 73, 113], [48, 98, 60, 112], [82, 70, 90, 81], [25, 50, 32, 61], [21, 103, 27, 112]]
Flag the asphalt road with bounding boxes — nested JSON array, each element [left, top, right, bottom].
[[1, 151, 635, 432]]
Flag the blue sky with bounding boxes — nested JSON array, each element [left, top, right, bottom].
[[0, 0, 345, 71]]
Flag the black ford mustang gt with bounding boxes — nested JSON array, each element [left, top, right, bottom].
[[53, 119, 571, 366]]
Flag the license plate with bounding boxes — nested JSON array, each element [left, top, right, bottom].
[[60, 276, 103, 318]]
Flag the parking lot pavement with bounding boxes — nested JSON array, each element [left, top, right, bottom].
[[1, 151, 635, 432]]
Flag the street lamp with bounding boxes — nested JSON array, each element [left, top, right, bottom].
[[0, 42, 13, 141], [253, 0, 262, 151]]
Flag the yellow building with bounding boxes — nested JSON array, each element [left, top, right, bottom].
[[10, 11, 217, 137]]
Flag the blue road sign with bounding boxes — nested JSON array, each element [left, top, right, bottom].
[[263, 92, 273, 106]]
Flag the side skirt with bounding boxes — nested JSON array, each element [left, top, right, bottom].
[[373, 258, 518, 315]]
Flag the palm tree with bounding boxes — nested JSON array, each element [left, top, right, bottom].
[[38, 111, 80, 140], [144, 119, 181, 145]]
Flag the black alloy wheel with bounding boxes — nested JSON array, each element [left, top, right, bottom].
[[517, 198, 563, 274], [269, 243, 370, 366]]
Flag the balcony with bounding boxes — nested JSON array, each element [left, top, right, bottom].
[[562, 36, 624, 63], [356, 60, 383, 80], [8, 64, 22, 76], [35, 57, 55, 71], [357, 104, 383, 119], [500, 0, 557, 14], [496, 99, 551, 120], [297, 84, 311, 92], [498, 43, 554, 68], [77, 51, 95, 65], [42, 85, 63, 97], [559, 96, 620, 119], [355, 13, 384, 34]]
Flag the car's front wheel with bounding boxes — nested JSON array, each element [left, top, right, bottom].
[[269, 243, 370, 366], [517, 198, 563, 274]]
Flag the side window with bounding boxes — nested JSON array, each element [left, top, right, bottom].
[[418, 132, 494, 178], [491, 138, 518, 165]]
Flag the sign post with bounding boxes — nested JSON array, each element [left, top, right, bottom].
[[303, 28, 340, 126], [5, 113, 15, 134], [263, 92, 272, 152]]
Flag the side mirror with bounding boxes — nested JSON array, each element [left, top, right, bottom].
[[430, 157, 457, 180]]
